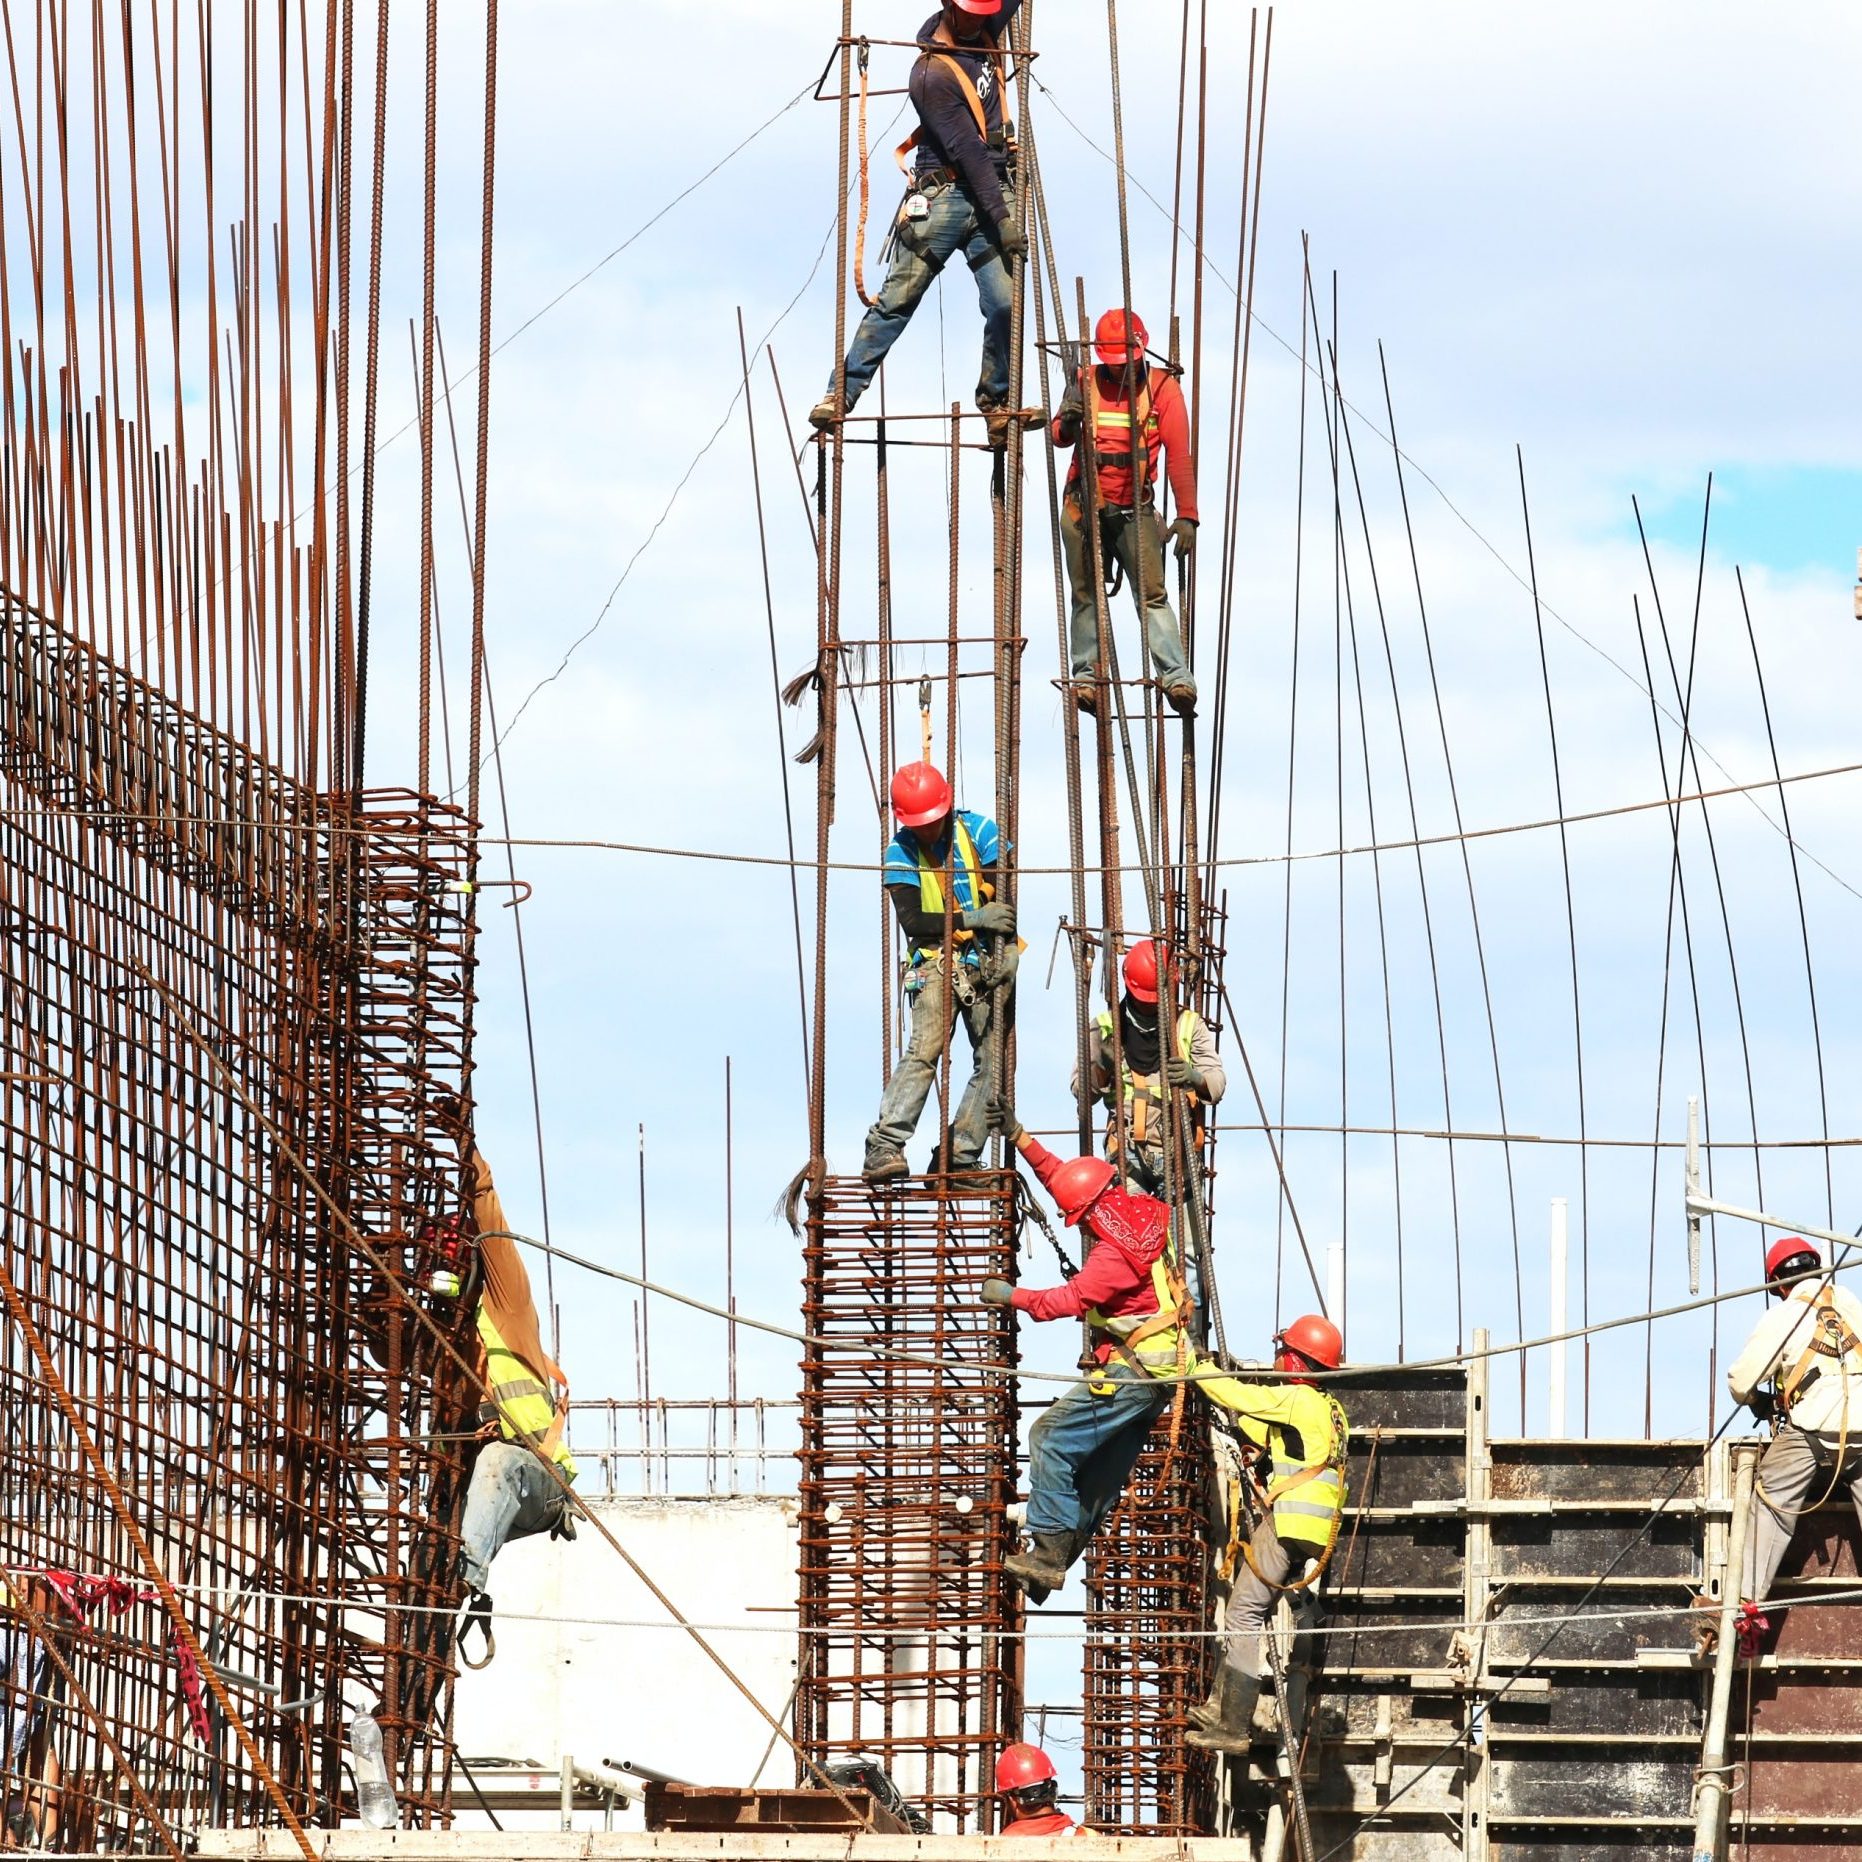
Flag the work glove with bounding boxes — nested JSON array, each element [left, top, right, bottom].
[[995, 216, 1028, 261], [962, 900, 1016, 936], [1052, 389, 1083, 447], [988, 1099, 1022, 1143], [1164, 1055, 1205, 1092], [1748, 1388, 1777, 1425], [980, 1277, 1016, 1306], [1166, 516, 1198, 561]]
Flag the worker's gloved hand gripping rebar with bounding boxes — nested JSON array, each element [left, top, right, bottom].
[[1166, 516, 1198, 560], [962, 900, 1015, 936], [995, 216, 1027, 261], [1164, 1055, 1204, 1092], [988, 1100, 1022, 1143], [980, 1278, 1015, 1306], [1748, 1387, 1777, 1425]]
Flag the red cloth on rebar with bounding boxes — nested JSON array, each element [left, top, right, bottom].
[[471, 1149, 567, 1399], [1012, 1136, 1169, 1353], [1053, 366, 1197, 521]]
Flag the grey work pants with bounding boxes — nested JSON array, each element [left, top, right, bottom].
[[1060, 500, 1193, 690], [1220, 1517, 1296, 1680], [1742, 1422, 1862, 1604], [459, 1440, 569, 1595]]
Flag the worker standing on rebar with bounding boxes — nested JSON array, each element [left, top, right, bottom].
[[864, 762, 1015, 1184], [995, 1743, 1076, 1835], [810, 0, 1041, 448], [455, 1149, 578, 1661], [1051, 309, 1198, 717], [1726, 1238, 1862, 1640], [1185, 1317, 1348, 1755], [982, 1120, 1187, 1594], [1073, 938, 1224, 1198]]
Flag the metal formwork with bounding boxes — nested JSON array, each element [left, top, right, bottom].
[[797, 1175, 1022, 1830]]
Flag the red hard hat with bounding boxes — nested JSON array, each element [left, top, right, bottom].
[[1123, 938, 1162, 1004], [948, 0, 1004, 13], [1765, 1237, 1821, 1283], [1278, 1314, 1343, 1370], [889, 762, 953, 829], [1093, 308, 1149, 368], [1049, 1154, 1116, 1227], [995, 1743, 1056, 1793]]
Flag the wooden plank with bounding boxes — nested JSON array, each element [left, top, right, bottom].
[[1489, 1513, 1699, 1582], [642, 1785, 909, 1835]]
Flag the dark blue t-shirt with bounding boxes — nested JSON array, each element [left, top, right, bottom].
[[907, 0, 1024, 224]]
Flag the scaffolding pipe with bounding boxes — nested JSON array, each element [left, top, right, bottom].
[[1691, 1441, 1758, 1861], [1548, 1197, 1568, 1435]]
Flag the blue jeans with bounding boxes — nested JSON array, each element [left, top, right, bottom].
[[1024, 1364, 1169, 1554], [1062, 499, 1192, 690], [832, 181, 1015, 410], [458, 1440, 567, 1594], [866, 960, 1000, 1168]]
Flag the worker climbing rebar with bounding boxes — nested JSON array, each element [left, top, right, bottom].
[[864, 761, 1015, 1183], [810, 0, 1040, 447], [455, 1149, 580, 1664], [1073, 937, 1225, 1200], [1186, 1316, 1348, 1756], [1050, 308, 1198, 715], [982, 1113, 1192, 1595], [1725, 1237, 1862, 1649]]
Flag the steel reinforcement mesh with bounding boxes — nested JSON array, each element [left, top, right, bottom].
[[797, 1174, 1022, 1831], [0, 592, 477, 1844]]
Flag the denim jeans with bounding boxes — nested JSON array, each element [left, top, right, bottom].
[[458, 1440, 567, 1594], [1024, 1363, 1169, 1556], [1062, 499, 1192, 690], [832, 181, 1015, 411], [866, 961, 1000, 1168]]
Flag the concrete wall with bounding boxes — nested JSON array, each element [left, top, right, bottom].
[[451, 1495, 801, 1829]]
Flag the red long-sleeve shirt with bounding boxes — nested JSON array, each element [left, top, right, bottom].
[[1051, 366, 1198, 521], [1011, 1134, 1171, 1360]]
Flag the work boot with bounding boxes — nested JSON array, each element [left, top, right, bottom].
[[1069, 682, 1099, 717], [1183, 1665, 1261, 1754], [808, 393, 845, 433], [863, 1151, 910, 1185], [1004, 1533, 1071, 1594], [1163, 681, 1198, 718]]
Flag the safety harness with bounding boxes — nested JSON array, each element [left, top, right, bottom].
[[908, 816, 984, 970], [894, 20, 1010, 176], [1778, 1287, 1862, 1413], [1220, 1393, 1351, 1595], [1084, 1240, 1193, 1383], [1078, 369, 1158, 512], [1094, 1006, 1198, 1153]]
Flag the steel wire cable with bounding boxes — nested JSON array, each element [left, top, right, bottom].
[[1031, 75, 1862, 910]]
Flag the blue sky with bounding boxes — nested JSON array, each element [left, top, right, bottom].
[[327, 2, 1862, 1462]]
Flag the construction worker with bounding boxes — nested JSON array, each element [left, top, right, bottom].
[[1728, 1237, 1862, 1628], [456, 1148, 578, 1662], [982, 1119, 1188, 1593], [865, 761, 1014, 1183], [1073, 937, 1225, 1198], [810, 1, 1040, 447], [1050, 309, 1198, 716], [1185, 1316, 1348, 1754], [995, 1742, 1075, 1836]]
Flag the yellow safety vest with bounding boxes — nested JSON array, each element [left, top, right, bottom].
[[1238, 1386, 1347, 1551], [1084, 1247, 1192, 1375], [477, 1307, 577, 1480], [910, 817, 985, 970], [1094, 1008, 1197, 1149]]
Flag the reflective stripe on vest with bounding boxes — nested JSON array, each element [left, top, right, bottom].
[[1264, 1394, 1348, 1548], [477, 1307, 577, 1478], [911, 818, 983, 968], [1081, 372, 1158, 503], [1095, 1009, 1197, 1148], [1084, 1251, 1188, 1369]]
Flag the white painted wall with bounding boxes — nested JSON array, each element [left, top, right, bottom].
[[451, 1495, 801, 1830]]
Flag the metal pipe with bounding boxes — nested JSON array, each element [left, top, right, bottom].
[[1692, 1441, 1758, 1860]]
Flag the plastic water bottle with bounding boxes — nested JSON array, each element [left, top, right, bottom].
[[349, 1710, 399, 1830]]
